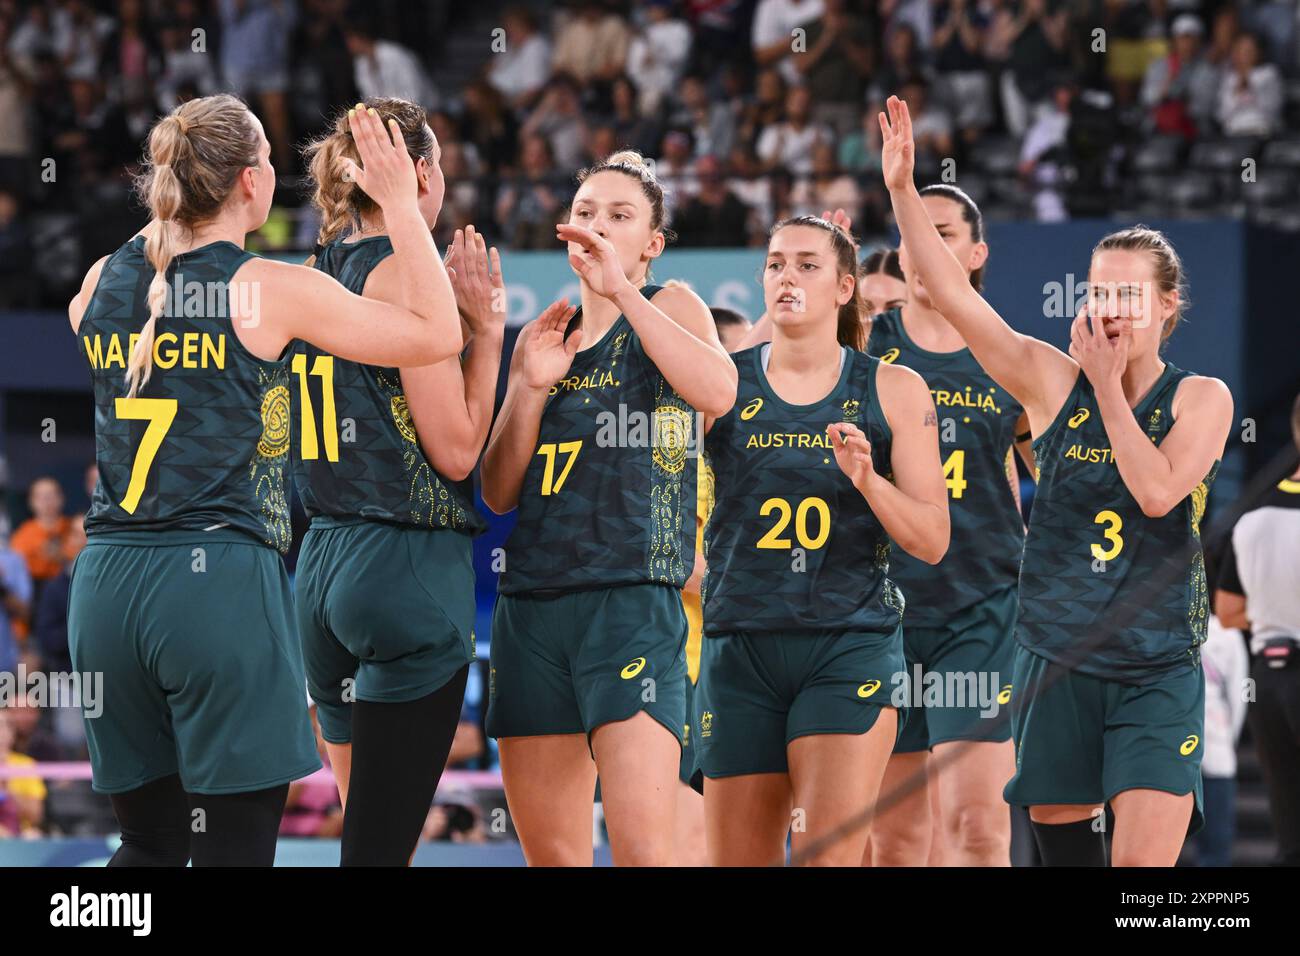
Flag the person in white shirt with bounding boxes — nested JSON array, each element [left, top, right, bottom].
[[1216, 32, 1282, 137], [755, 85, 832, 176], [627, 0, 692, 116], [487, 6, 552, 111], [344, 23, 438, 112], [751, 0, 825, 86]]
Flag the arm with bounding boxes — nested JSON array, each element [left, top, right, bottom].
[[558, 224, 738, 417], [480, 301, 580, 514], [374, 225, 506, 480], [1214, 589, 1249, 631], [1071, 315, 1233, 518], [881, 96, 1077, 429], [829, 363, 950, 564]]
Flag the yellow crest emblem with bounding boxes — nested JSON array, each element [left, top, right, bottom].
[[842, 398, 861, 421], [652, 405, 691, 475], [701, 711, 713, 733], [391, 395, 418, 444], [257, 385, 291, 458]]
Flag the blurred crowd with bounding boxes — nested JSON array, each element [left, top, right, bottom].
[[2, 0, 1300, 309]]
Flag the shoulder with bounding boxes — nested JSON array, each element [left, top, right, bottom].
[[1172, 374, 1232, 419], [649, 283, 711, 322], [69, 254, 111, 332], [874, 359, 931, 424]]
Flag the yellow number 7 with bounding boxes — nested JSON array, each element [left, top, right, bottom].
[[114, 397, 178, 514]]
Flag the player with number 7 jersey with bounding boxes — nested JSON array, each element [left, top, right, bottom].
[[65, 97, 462, 866]]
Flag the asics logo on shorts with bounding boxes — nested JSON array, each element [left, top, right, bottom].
[[621, 657, 647, 679], [740, 397, 763, 421], [1179, 734, 1199, 756], [997, 684, 1013, 705], [857, 680, 881, 698]]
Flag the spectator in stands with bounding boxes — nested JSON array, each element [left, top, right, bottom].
[[725, 144, 773, 243], [486, 5, 551, 113], [519, 72, 589, 170], [11, 478, 75, 613], [32, 514, 85, 675], [155, 6, 218, 112], [672, 154, 750, 246], [751, 0, 826, 86], [0, 516, 32, 677], [104, 0, 156, 106], [654, 128, 697, 213], [756, 84, 833, 175], [552, 0, 631, 87], [1216, 32, 1283, 137], [57, 0, 113, 84], [1215, 394, 1300, 866], [1203, 3, 1241, 72], [737, 67, 787, 150], [793, 0, 873, 137], [900, 77, 954, 170], [495, 133, 570, 249], [460, 79, 519, 176], [608, 75, 663, 157], [218, 0, 295, 168], [0, 15, 32, 197], [583, 124, 619, 167], [1140, 13, 1221, 140], [669, 74, 736, 161], [869, 20, 926, 109], [791, 140, 862, 225], [289, 0, 358, 139], [931, 0, 996, 144], [991, 0, 1068, 137], [627, 0, 692, 117], [0, 708, 46, 837], [1019, 78, 1071, 221], [683, 0, 746, 78], [343, 14, 438, 113], [281, 704, 344, 837], [838, 105, 884, 176]]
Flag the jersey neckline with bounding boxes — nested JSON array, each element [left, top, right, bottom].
[[131, 235, 247, 262], [889, 307, 971, 362], [750, 343, 855, 413]]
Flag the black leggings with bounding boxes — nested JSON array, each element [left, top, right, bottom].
[[1247, 657, 1300, 866], [340, 664, 469, 866], [108, 774, 289, 867]]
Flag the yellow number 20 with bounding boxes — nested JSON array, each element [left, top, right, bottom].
[[756, 497, 831, 550], [114, 397, 178, 514], [1091, 509, 1124, 561]]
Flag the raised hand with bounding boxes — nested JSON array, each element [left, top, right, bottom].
[[341, 104, 418, 213], [1069, 306, 1130, 388], [522, 299, 581, 390], [878, 94, 916, 193], [555, 223, 634, 300], [828, 422, 880, 494], [447, 224, 506, 336]]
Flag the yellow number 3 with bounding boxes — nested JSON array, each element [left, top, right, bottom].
[[1091, 509, 1123, 561]]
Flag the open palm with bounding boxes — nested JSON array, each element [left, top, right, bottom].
[[522, 300, 581, 389], [879, 95, 916, 193]]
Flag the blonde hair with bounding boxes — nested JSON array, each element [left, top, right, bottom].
[[1092, 225, 1189, 342], [303, 97, 434, 245], [128, 94, 260, 396]]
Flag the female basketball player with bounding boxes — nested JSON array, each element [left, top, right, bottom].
[[295, 97, 505, 866], [858, 248, 907, 319], [866, 185, 1032, 868], [696, 215, 950, 867], [481, 151, 737, 866], [65, 96, 461, 866], [881, 95, 1232, 866]]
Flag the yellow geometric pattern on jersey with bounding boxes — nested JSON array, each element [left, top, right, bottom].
[[680, 456, 713, 684]]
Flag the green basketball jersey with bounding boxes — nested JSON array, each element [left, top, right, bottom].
[[498, 284, 699, 595], [867, 309, 1025, 621], [79, 237, 292, 552], [290, 237, 484, 534], [702, 345, 903, 634], [1017, 363, 1216, 683]]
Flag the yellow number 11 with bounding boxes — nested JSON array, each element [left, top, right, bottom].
[[293, 353, 338, 462]]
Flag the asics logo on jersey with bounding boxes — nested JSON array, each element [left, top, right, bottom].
[[1180, 734, 1200, 756], [621, 657, 647, 679], [997, 684, 1013, 705], [740, 397, 764, 420], [1068, 408, 1090, 428], [879, 347, 900, 364], [857, 680, 881, 698]]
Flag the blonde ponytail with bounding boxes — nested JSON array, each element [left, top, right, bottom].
[[127, 94, 260, 396], [304, 97, 435, 246]]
